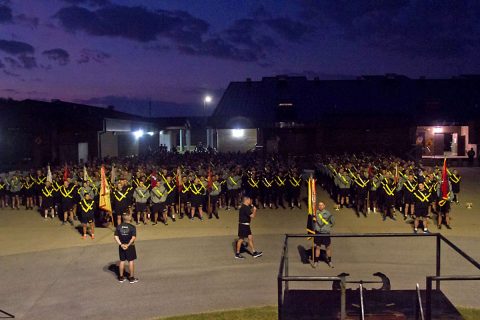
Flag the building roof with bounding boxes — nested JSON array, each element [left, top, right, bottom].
[[209, 75, 480, 128], [0, 98, 153, 131]]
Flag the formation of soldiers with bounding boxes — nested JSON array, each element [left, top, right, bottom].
[[316, 154, 461, 231], [0, 150, 463, 235], [0, 150, 304, 234]]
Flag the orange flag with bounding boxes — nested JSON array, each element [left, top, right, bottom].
[[99, 165, 112, 213]]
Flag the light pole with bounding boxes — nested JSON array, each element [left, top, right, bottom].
[[203, 95, 212, 117], [204, 95, 212, 148]]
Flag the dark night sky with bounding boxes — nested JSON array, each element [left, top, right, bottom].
[[1, 0, 479, 116]]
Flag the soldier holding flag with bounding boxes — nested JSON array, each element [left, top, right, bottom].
[[437, 159, 453, 229], [313, 202, 335, 268]]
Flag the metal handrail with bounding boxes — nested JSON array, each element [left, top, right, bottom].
[[415, 283, 425, 320], [425, 276, 480, 320], [277, 236, 288, 278], [286, 233, 438, 238], [359, 284, 365, 320], [439, 234, 480, 270], [278, 233, 480, 320]]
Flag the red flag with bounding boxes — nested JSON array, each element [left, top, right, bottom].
[[151, 171, 157, 188], [207, 167, 213, 190], [394, 165, 398, 184], [63, 164, 69, 182], [176, 167, 182, 191], [441, 158, 449, 201]]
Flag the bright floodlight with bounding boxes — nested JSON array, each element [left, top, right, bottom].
[[232, 129, 244, 138], [433, 126, 443, 133], [204, 95, 212, 103], [147, 131, 154, 136], [133, 129, 144, 139]]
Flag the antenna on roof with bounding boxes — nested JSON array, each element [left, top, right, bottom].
[[149, 98, 152, 118]]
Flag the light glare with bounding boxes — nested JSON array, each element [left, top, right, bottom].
[[133, 129, 144, 139], [232, 129, 244, 138]]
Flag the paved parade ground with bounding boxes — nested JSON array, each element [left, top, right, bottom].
[[1, 167, 479, 320]]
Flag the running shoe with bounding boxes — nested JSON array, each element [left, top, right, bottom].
[[253, 251, 263, 258]]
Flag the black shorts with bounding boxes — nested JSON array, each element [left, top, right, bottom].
[[151, 202, 165, 213], [113, 205, 130, 217], [119, 245, 137, 261], [135, 202, 147, 212], [415, 207, 428, 217], [404, 193, 414, 204], [438, 201, 451, 215], [80, 212, 94, 224], [314, 234, 331, 247], [339, 189, 349, 197], [61, 202, 75, 212], [191, 194, 204, 208], [165, 192, 177, 205], [238, 224, 251, 238]]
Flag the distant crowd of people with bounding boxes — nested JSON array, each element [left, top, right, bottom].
[[0, 150, 304, 238], [316, 153, 460, 233], [0, 150, 462, 238]]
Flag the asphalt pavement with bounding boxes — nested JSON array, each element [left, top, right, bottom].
[[0, 167, 479, 319]]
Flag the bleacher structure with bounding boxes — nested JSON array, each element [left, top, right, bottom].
[[277, 233, 480, 320]]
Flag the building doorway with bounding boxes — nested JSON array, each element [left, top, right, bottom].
[[416, 125, 474, 158]]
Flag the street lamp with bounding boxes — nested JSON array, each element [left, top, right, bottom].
[[203, 95, 213, 148], [203, 95, 212, 117]]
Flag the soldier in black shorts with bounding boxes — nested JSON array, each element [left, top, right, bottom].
[[114, 214, 138, 283], [313, 202, 335, 268], [235, 196, 262, 259], [79, 192, 96, 239], [413, 182, 431, 234]]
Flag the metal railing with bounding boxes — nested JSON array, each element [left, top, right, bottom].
[[415, 283, 425, 320], [278, 233, 480, 320], [359, 283, 365, 320], [425, 275, 480, 320]]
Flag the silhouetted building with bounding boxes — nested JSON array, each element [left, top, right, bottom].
[[209, 75, 480, 158], [0, 99, 157, 169]]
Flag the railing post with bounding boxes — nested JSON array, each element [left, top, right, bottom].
[[415, 285, 419, 320], [278, 276, 283, 320], [340, 275, 346, 320], [425, 277, 432, 320], [359, 283, 365, 320], [436, 235, 441, 290], [285, 239, 289, 291]]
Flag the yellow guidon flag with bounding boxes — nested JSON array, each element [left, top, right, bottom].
[[99, 165, 112, 213], [306, 176, 316, 235]]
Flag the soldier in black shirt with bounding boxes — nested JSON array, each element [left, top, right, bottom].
[[413, 182, 430, 234], [79, 192, 96, 239], [114, 214, 138, 283], [60, 179, 76, 226], [235, 196, 262, 259], [112, 181, 133, 227]]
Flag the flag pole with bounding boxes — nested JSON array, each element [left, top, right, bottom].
[[311, 178, 315, 268], [177, 167, 181, 217]]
